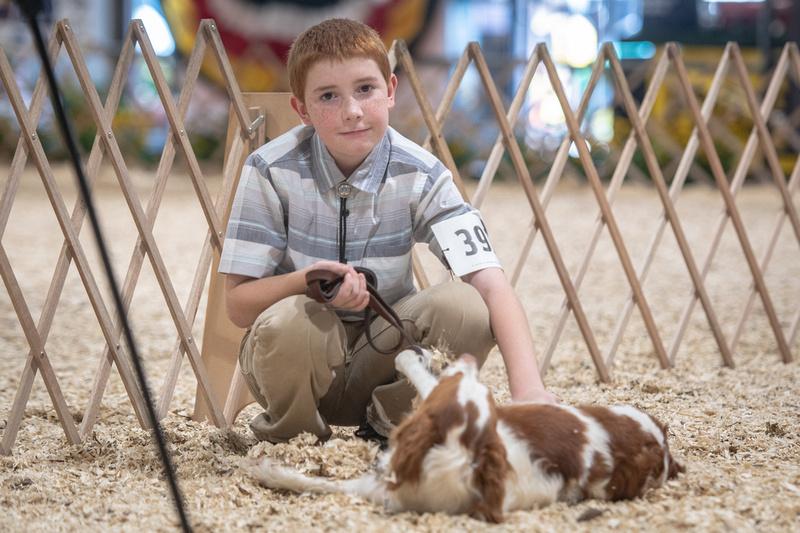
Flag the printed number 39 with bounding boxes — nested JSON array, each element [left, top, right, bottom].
[[455, 224, 492, 256]]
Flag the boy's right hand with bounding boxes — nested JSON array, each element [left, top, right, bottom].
[[304, 261, 370, 311]]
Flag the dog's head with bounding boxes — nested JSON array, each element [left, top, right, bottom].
[[388, 354, 510, 522]]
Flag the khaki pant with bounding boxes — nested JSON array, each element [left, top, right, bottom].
[[238, 280, 495, 443]]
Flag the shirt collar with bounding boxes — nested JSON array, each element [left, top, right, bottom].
[[311, 130, 390, 195]]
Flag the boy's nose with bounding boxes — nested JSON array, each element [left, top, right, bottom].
[[343, 97, 364, 121]]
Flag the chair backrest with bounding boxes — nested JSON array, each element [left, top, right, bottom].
[[193, 93, 300, 424]]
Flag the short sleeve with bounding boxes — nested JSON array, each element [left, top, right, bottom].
[[218, 154, 287, 278], [412, 163, 478, 265]]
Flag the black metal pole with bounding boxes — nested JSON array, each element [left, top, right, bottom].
[[14, 2, 192, 531]]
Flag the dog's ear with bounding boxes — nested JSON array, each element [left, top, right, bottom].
[[388, 411, 441, 487], [667, 450, 685, 479], [470, 424, 509, 523], [658, 422, 685, 480], [608, 439, 665, 500]]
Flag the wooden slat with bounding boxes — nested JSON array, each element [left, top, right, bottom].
[[790, 307, 800, 348], [468, 42, 610, 382], [202, 20, 261, 137], [81, 20, 209, 434], [83, 18, 264, 425], [0, 27, 102, 451], [420, 47, 471, 154], [0, 28, 60, 232], [391, 41, 465, 289], [154, 21, 266, 419], [610, 46, 733, 366], [536, 43, 671, 370], [667, 44, 791, 363], [131, 21, 224, 251], [472, 46, 541, 209], [603, 44, 734, 368], [0, 28, 90, 454], [386, 40, 437, 290], [394, 40, 470, 202], [409, 248, 431, 290], [729, 44, 800, 246], [646, 119, 714, 185], [728, 43, 800, 354], [158, 131, 248, 419], [730, 159, 800, 351], [59, 21, 227, 426], [75, 23, 148, 434], [541, 48, 673, 372], [0, 46, 147, 448], [667, 42, 793, 363], [509, 46, 618, 287], [0, 243, 80, 453]]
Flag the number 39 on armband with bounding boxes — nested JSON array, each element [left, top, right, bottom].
[[431, 212, 502, 276]]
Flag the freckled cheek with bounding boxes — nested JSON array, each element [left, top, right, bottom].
[[361, 98, 390, 117], [310, 107, 339, 125]]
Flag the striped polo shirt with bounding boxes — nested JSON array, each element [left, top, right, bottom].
[[219, 124, 475, 316]]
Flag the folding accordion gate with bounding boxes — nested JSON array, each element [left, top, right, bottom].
[[0, 19, 797, 454]]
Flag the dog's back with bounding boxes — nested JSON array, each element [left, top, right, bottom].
[[495, 402, 683, 511]]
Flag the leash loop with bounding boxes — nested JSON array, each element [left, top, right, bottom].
[[305, 267, 421, 355]]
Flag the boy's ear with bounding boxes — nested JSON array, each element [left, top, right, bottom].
[[387, 73, 398, 109], [290, 96, 313, 125]]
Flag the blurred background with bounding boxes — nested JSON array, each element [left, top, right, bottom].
[[0, 0, 798, 184]]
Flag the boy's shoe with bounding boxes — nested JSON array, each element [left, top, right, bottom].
[[250, 412, 331, 444], [249, 412, 278, 443], [354, 421, 388, 450]]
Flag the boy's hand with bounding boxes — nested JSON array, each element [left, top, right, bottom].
[[512, 387, 560, 405], [304, 261, 370, 311]]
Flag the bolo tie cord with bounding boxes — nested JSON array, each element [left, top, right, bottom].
[[338, 196, 348, 263], [336, 181, 352, 264]]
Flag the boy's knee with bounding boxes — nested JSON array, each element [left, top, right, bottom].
[[425, 280, 486, 315], [408, 281, 494, 360], [241, 296, 346, 433], [247, 295, 346, 376], [252, 295, 326, 335], [253, 294, 336, 339], [429, 281, 490, 329]]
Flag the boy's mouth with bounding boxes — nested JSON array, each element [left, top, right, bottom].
[[341, 128, 370, 136]]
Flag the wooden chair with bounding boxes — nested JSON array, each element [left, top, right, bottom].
[[192, 93, 300, 424]]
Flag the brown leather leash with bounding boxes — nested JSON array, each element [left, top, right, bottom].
[[305, 266, 419, 355]]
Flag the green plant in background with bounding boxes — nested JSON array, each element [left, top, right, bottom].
[[0, 54, 226, 168]]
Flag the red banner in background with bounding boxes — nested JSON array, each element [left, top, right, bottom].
[[162, 0, 437, 91]]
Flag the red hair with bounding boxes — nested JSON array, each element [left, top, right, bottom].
[[287, 18, 391, 102]]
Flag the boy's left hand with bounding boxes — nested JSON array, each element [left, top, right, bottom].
[[512, 388, 560, 405], [303, 260, 371, 311], [330, 269, 370, 311]]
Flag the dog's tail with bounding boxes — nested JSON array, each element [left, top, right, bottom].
[[247, 458, 387, 504]]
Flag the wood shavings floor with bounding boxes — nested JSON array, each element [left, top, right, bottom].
[[1, 170, 798, 531]]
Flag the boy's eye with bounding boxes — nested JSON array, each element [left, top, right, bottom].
[[357, 84, 375, 94], [320, 92, 335, 102]]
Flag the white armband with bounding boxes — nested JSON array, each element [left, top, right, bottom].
[[431, 212, 501, 276]]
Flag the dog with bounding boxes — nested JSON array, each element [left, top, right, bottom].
[[249, 349, 683, 522]]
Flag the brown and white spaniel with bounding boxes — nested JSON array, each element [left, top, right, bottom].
[[249, 350, 683, 522]]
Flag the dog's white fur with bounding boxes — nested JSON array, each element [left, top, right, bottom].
[[249, 349, 682, 522]]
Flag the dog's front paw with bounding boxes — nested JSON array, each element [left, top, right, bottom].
[[395, 348, 431, 375]]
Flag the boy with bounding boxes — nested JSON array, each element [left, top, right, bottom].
[[220, 18, 556, 444]]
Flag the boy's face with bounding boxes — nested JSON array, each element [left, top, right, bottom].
[[291, 57, 397, 176]]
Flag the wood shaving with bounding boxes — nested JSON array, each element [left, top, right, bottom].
[[1, 171, 798, 531]]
